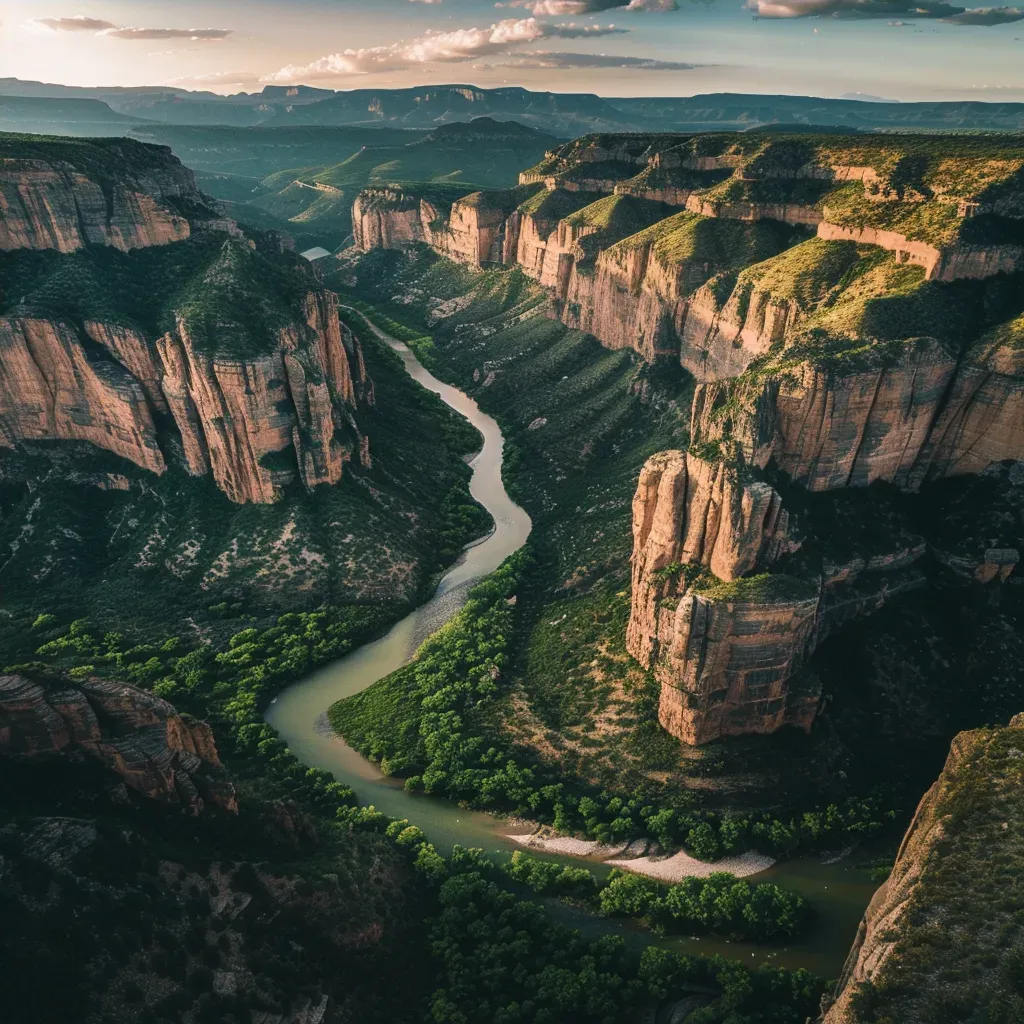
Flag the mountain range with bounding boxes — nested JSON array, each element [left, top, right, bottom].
[[6, 78, 1024, 137]]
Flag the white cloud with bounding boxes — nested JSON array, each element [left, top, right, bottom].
[[495, 49, 699, 67], [747, 0, 963, 17], [103, 27, 233, 41], [29, 16, 232, 40], [32, 16, 116, 31], [498, 0, 677, 13], [264, 17, 627, 81]]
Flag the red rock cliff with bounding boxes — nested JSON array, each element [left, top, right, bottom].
[[0, 671, 237, 815], [0, 140, 211, 253]]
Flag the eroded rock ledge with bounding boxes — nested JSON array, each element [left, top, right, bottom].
[[0, 671, 237, 814]]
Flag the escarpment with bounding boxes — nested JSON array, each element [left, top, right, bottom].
[[0, 671, 237, 814], [0, 135, 221, 253], [354, 130, 1024, 372], [352, 129, 1024, 746], [0, 135, 375, 505], [821, 715, 1024, 1023]]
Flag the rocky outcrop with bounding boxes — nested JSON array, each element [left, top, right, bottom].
[[0, 672, 237, 814], [653, 586, 822, 745], [0, 317, 165, 474], [157, 290, 367, 504], [0, 140, 211, 253], [0, 289, 369, 504], [821, 715, 1024, 1023], [352, 187, 516, 267], [691, 333, 1024, 493]]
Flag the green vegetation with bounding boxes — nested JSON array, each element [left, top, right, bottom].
[[608, 211, 810, 298], [427, 864, 824, 1024], [0, 233, 316, 358], [0, 313, 488, 636], [504, 853, 808, 942], [331, 550, 894, 860], [836, 719, 1024, 1024], [0, 131, 204, 183]]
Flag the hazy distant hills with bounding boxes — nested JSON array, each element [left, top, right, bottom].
[[5, 79, 1024, 136]]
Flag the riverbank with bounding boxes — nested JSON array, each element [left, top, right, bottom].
[[265, 313, 878, 977], [506, 826, 776, 881]]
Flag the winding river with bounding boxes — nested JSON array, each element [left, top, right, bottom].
[[266, 321, 877, 979]]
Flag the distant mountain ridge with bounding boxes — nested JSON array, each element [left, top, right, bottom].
[[5, 79, 1024, 136]]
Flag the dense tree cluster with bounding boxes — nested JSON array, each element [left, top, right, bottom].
[[332, 555, 897, 861], [502, 853, 806, 941]]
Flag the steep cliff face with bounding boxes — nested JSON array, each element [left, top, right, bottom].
[[349, 130, 1024, 746], [0, 284, 370, 504], [653, 585, 822, 745], [0, 317, 165, 473], [822, 715, 1024, 1023], [691, 329, 1024, 495], [0, 671, 237, 814], [155, 286, 367, 504], [1, 147, 374, 507], [0, 137, 215, 253]]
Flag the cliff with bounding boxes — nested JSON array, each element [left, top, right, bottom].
[[0, 671, 237, 814], [821, 715, 1024, 1023], [0, 134, 220, 252], [0, 133, 376, 505], [350, 128, 1024, 745], [1, 237, 372, 504]]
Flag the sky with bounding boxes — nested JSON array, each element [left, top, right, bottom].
[[2, 0, 1024, 102]]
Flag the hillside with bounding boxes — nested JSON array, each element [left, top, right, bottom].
[[248, 118, 557, 248], [7, 79, 1024, 137], [821, 715, 1024, 1023], [0, 132, 489, 633]]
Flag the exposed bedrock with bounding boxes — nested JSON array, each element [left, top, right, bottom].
[[820, 714, 1024, 1023], [653, 588, 822, 746], [0, 145, 211, 253], [0, 672, 237, 814], [0, 291, 370, 505], [0, 317, 166, 474], [690, 335, 1024, 492], [625, 447, 934, 744]]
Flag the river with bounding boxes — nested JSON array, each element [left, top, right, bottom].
[[265, 319, 877, 979]]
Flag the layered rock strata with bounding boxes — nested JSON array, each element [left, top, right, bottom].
[[351, 130, 1024, 745], [690, 331, 1024, 493], [0, 291, 371, 505], [0, 139, 213, 252], [0, 132, 374, 506], [0, 672, 237, 814], [821, 715, 1024, 1023]]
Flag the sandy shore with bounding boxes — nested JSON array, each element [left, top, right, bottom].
[[507, 832, 625, 858], [506, 827, 775, 882], [607, 848, 775, 882]]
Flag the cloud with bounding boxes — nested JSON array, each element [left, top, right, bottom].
[[265, 17, 626, 80], [748, 0, 966, 17], [102, 27, 233, 40], [500, 1, 677, 12], [942, 5, 1024, 22], [494, 49, 699, 67], [166, 70, 260, 87], [32, 16, 116, 31]]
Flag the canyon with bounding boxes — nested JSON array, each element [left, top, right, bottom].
[[353, 129, 1024, 745], [0, 135, 374, 505]]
